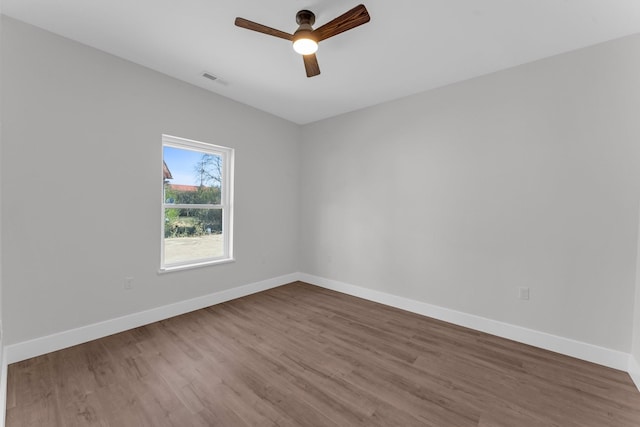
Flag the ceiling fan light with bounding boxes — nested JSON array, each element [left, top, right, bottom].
[[293, 37, 318, 55]]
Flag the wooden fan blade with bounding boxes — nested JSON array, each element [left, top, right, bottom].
[[303, 54, 321, 77], [312, 4, 370, 42], [235, 17, 293, 41]]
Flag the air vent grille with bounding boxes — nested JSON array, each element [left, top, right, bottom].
[[202, 72, 218, 81]]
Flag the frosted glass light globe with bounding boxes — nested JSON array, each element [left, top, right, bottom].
[[293, 38, 318, 55]]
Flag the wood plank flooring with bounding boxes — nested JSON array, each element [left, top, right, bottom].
[[6, 281, 640, 426]]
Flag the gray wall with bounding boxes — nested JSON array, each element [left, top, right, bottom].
[[633, 217, 640, 364], [0, 4, 4, 360], [300, 35, 640, 352], [3, 15, 640, 359], [1, 17, 300, 345]]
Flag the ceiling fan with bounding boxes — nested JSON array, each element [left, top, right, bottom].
[[235, 4, 370, 78]]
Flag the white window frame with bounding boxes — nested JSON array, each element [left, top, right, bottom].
[[160, 134, 234, 272]]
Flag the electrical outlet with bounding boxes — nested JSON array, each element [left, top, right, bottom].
[[124, 277, 134, 290], [518, 287, 530, 300]]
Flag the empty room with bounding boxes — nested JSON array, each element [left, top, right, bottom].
[[2, 0, 640, 426]]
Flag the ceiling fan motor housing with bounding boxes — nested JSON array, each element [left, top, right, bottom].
[[293, 10, 317, 44], [296, 10, 315, 26]]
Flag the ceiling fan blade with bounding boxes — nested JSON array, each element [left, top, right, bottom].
[[235, 17, 293, 41], [303, 54, 321, 77], [312, 4, 370, 42]]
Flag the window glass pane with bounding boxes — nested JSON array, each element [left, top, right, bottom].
[[161, 134, 233, 270], [164, 208, 223, 264], [163, 146, 222, 205]]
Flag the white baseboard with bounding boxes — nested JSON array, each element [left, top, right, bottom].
[[0, 348, 6, 427], [629, 355, 640, 391], [299, 273, 631, 372], [4, 273, 298, 365]]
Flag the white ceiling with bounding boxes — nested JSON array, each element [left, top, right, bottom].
[[3, 1, 640, 124]]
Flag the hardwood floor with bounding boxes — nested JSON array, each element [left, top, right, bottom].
[[6, 281, 640, 426]]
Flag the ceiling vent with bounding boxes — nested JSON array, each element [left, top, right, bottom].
[[202, 72, 218, 81], [201, 71, 228, 86]]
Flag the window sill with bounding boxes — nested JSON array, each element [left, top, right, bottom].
[[158, 257, 235, 274]]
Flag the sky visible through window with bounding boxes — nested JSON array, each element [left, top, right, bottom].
[[164, 146, 203, 186]]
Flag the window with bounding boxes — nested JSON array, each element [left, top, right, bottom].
[[161, 135, 234, 271]]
